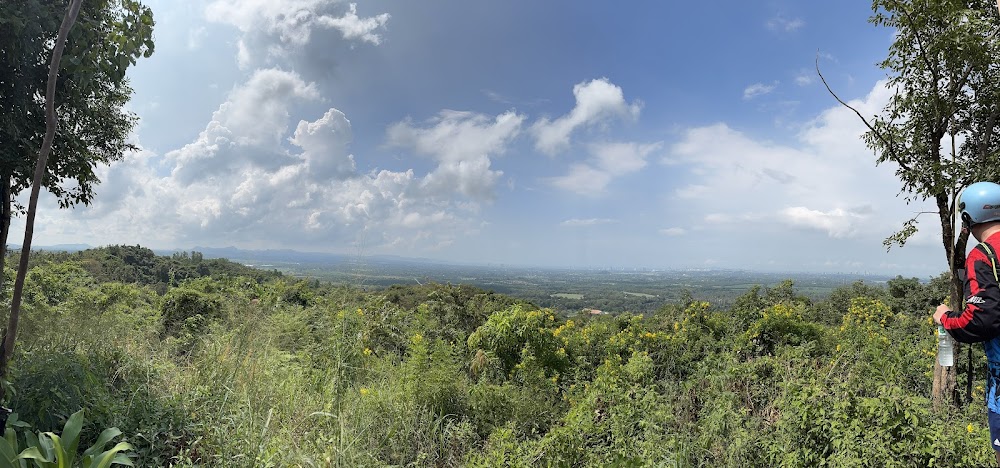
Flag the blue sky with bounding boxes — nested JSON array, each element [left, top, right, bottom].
[[19, 0, 955, 276]]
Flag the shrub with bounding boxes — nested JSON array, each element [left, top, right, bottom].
[[160, 288, 221, 337]]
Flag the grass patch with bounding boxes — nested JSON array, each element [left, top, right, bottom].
[[623, 291, 657, 298], [551, 293, 584, 300]]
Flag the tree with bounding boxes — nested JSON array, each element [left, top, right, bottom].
[[821, 0, 1000, 407], [0, 0, 154, 274], [0, 0, 153, 396]]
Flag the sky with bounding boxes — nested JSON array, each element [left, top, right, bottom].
[[14, 0, 959, 276]]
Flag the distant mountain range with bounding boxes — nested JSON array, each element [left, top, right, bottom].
[[17, 244, 897, 278], [181, 246, 465, 267], [18, 243, 462, 268]]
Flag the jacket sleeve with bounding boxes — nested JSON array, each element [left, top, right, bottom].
[[942, 255, 1000, 343]]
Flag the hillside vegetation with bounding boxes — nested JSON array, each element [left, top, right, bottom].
[[1, 246, 992, 466]]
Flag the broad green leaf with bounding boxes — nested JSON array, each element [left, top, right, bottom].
[[81, 428, 122, 460], [108, 454, 132, 467], [61, 410, 84, 466], [0, 437, 17, 464], [3, 428, 17, 454], [14, 447, 45, 462], [45, 433, 66, 468], [22, 434, 39, 461], [86, 442, 133, 468], [8, 413, 30, 429], [33, 434, 52, 463]]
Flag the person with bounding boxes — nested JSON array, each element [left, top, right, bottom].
[[934, 181, 1000, 464]]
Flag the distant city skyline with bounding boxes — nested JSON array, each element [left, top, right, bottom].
[[14, 1, 954, 277]]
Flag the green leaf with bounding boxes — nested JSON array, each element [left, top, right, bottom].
[[109, 454, 132, 467], [0, 436, 17, 464], [13, 447, 46, 463], [23, 433, 40, 461], [9, 413, 31, 429], [81, 428, 121, 460], [46, 434, 65, 468], [85, 442, 133, 468], [3, 429, 17, 454], [61, 410, 84, 465], [33, 433, 52, 463]]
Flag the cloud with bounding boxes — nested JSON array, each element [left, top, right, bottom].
[[205, 0, 388, 44], [663, 79, 931, 244], [205, 0, 389, 68], [743, 82, 778, 100], [767, 15, 805, 32], [779, 206, 870, 238], [531, 78, 642, 155], [794, 70, 814, 86], [561, 218, 617, 227], [386, 109, 525, 200], [39, 69, 519, 254], [289, 108, 357, 181], [166, 68, 319, 184], [314, 3, 391, 45], [550, 142, 661, 195], [659, 227, 685, 236]]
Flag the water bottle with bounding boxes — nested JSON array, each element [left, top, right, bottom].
[[938, 325, 954, 367]]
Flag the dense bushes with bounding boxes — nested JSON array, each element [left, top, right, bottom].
[[0, 256, 991, 466]]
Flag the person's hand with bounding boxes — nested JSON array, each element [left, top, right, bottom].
[[934, 304, 950, 325]]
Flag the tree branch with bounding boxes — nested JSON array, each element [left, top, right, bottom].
[[977, 103, 1000, 160], [816, 54, 909, 172]]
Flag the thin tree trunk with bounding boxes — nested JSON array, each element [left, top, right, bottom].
[[0, 0, 84, 400], [0, 175, 9, 292], [933, 195, 968, 409]]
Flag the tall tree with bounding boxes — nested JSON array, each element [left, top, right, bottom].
[[822, 0, 1000, 408], [0, 0, 154, 270], [0, 0, 153, 395]]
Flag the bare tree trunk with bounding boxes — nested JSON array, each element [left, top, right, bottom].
[[0, 175, 9, 293], [0, 0, 84, 401]]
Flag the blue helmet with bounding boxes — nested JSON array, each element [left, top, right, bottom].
[[960, 182, 1000, 227]]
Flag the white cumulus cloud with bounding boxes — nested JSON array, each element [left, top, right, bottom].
[[386, 110, 525, 200], [34, 70, 511, 254], [205, 0, 389, 68], [167, 69, 318, 184], [664, 79, 932, 245], [531, 78, 642, 155], [779, 206, 870, 238], [550, 142, 661, 195]]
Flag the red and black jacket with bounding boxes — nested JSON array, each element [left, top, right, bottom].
[[942, 232, 1000, 343]]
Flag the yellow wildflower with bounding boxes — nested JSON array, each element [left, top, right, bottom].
[[968, 423, 976, 434], [364, 348, 372, 356], [359, 388, 370, 396]]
